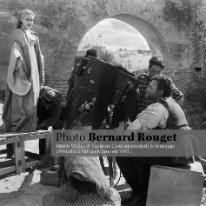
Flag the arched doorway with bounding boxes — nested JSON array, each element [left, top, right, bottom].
[[78, 18, 152, 73], [113, 14, 169, 59], [75, 13, 169, 73]]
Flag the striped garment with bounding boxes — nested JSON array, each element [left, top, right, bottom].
[[42, 186, 121, 206], [136, 73, 153, 112]]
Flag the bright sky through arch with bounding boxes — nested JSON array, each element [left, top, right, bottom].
[[80, 18, 150, 51]]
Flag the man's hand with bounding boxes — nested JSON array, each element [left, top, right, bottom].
[[40, 122, 47, 128], [126, 118, 142, 130], [175, 96, 184, 106], [113, 121, 126, 135], [37, 122, 48, 130], [36, 124, 42, 130]]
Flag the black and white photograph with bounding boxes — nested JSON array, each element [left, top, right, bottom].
[[0, 0, 206, 205]]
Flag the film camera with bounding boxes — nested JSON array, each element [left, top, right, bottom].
[[64, 57, 139, 129]]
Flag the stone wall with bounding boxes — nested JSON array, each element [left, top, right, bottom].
[[0, 0, 206, 100]]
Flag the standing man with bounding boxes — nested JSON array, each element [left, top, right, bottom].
[[37, 86, 63, 156], [135, 56, 183, 113], [117, 76, 193, 206]]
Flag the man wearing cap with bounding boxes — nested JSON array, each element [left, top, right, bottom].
[[37, 86, 63, 156], [135, 56, 183, 113]]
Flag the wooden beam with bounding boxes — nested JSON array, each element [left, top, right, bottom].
[[0, 130, 50, 138], [14, 136, 25, 174], [0, 137, 15, 145], [25, 151, 40, 160], [0, 165, 16, 176], [0, 130, 53, 176]]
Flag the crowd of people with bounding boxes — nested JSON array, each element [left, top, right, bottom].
[[1, 8, 200, 206]]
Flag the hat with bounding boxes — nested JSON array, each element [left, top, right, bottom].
[[43, 90, 56, 102], [85, 49, 97, 58]]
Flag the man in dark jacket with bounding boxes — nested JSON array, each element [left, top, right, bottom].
[[37, 86, 63, 156]]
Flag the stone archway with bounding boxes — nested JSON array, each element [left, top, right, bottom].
[[77, 14, 168, 75], [75, 13, 169, 82], [113, 14, 168, 58]]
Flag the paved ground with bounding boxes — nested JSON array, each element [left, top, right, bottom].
[[0, 170, 59, 206]]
